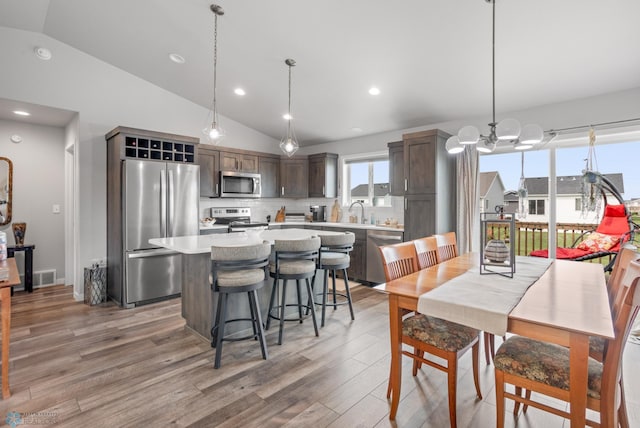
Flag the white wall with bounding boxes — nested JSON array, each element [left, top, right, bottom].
[[0, 119, 66, 284], [0, 27, 280, 299], [2, 25, 639, 297]]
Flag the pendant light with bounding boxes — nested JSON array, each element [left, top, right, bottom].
[[280, 58, 299, 157], [446, 0, 544, 155], [517, 152, 529, 219], [203, 4, 225, 143]]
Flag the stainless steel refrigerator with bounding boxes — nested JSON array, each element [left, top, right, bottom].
[[111, 159, 199, 307], [106, 127, 200, 308]]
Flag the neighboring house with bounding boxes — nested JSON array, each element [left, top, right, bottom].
[[504, 173, 624, 224], [351, 183, 391, 206], [479, 171, 506, 214], [627, 198, 640, 214]]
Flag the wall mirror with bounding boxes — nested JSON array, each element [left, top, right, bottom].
[[0, 157, 13, 226]]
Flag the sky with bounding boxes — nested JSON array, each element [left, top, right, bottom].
[[480, 140, 640, 200], [348, 140, 640, 200]]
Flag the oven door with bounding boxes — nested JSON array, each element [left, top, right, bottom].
[[228, 223, 269, 233], [219, 172, 261, 198]]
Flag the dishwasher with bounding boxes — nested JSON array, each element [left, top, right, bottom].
[[366, 229, 404, 284]]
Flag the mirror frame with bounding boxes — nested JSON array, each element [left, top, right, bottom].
[[0, 156, 13, 226]]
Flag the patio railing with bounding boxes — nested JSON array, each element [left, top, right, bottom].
[[484, 221, 615, 265]]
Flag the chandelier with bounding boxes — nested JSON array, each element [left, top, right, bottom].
[[446, 0, 544, 155], [280, 58, 299, 156], [203, 4, 225, 143]]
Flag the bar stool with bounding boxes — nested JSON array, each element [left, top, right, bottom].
[[210, 241, 271, 369], [266, 236, 320, 345], [314, 232, 355, 327]]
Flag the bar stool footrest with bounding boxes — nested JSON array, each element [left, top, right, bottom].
[[211, 317, 262, 344], [268, 304, 315, 322]]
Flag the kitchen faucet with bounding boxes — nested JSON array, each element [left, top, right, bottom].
[[348, 201, 366, 224]]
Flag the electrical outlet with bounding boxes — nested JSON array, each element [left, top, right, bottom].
[[52, 204, 61, 214]]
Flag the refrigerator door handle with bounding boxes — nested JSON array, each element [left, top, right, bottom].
[[160, 169, 167, 237], [127, 248, 177, 259], [168, 169, 174, 234]]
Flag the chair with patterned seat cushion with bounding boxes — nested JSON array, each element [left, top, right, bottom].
[[494, 259, 640, 428], [378, 240, 482, 427], [210, 241, 272, 369], [266, 236, 321, 345], [418, 233, 499, 366], [313, 232, 356, 327], [522, 246, 639, 426]]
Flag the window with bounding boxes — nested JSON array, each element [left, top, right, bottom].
[[343, 155, 390, 206], [575, 198, 582, 211], [529, 199, 545, 215]]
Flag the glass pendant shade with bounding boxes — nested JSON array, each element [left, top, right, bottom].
[[458, 126, 480, 145], [495, 118, 521, 141], [204, 4, 225, 145], [203, 120, 225, 143], [280, 137, 298, 156], [445, 136, 464, 154], [520, 123, 544, 145], [280, 58, 299, 156]]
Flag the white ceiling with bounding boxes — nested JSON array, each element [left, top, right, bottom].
[[1, 0, 639, 146]]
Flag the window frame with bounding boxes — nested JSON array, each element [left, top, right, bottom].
[[341, 151, 390, 207]]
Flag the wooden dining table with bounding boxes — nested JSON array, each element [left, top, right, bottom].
[[374, 252, 614, 427], [1, 258, 21, 399]]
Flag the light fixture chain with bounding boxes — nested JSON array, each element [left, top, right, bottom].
[[491, 0, 496, 126], [287, 63, 292, 139], [212, 12, 219, 122]]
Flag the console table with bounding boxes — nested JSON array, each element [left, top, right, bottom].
[[7, 244, 35, 293], [1, 258, 21, 398]]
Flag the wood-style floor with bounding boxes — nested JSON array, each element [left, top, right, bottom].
[[1, 284, 639, 427]]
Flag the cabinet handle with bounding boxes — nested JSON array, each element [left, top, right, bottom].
[[322, 185, 325, 196], [215, 183, 219, 196], [404, 179, 407, 192], [281, 186, 285, 196], [405, 198, 407, 210]]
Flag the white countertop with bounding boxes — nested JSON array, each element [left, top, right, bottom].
[[150, 228, 342, 255], [269, 221, 404, 232]]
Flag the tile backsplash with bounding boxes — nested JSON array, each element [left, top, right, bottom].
[[200, 196, 404, 225]]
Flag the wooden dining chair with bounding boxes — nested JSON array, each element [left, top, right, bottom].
[[413, 236, 440, 270], [494, 259, 640, 428], [433, 231, 499, 365], [378, 241, 482, 427], [518, 246, 639, 426], [378, 241, 419, 281], [434, 232, 458, 262]]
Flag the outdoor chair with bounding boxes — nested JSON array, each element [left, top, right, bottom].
[[530, 172, 638, 272]]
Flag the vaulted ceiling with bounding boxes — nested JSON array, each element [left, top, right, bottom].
[[1, 0, 639, 145]]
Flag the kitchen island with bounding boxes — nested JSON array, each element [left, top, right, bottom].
[[150, 228, 341, 341]]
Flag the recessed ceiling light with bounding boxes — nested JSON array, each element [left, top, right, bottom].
[[34, 46, 52, 60], [368, 87, 381, 96], [351, 127, 363, 133], [283, 113, 292, 120], [13, 110, 30, 116], [169, 53, 185, 64], [234, 88, 246, 96], [10, 135, 23, 144]]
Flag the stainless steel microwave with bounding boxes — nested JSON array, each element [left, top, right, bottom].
[[219, 171, 261, 198]]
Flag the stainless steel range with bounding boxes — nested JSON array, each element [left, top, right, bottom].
[[210, 207, 269, 232]]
